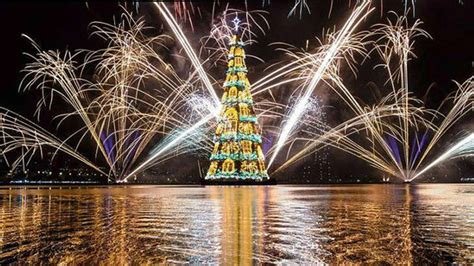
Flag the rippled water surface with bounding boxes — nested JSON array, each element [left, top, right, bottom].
[[0, 184, 473, 264]]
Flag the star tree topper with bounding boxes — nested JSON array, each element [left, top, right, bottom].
[[231, 14, 241, 33]]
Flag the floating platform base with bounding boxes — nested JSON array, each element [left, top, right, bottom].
[[202, 178, 277, 186]]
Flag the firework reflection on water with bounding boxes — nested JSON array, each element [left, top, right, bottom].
[[0, 184, 472, 264]]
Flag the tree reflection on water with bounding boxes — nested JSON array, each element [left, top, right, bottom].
[[0, 184, 472, 264]]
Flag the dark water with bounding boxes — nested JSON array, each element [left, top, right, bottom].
[[0, 184, 472, 264]]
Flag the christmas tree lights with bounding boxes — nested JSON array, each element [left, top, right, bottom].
[[205, 32, 269, 182]]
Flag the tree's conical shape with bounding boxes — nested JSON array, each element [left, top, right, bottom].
[[206, 34, 269, 181]]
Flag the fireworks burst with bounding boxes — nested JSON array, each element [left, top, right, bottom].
[[271, 13, 473, 182], [288, 0, 311, 19], [2, 8, 219, 182], [0, 2, 471, 183], [413, 132, 474, 180], [267, 0, 374, 168]]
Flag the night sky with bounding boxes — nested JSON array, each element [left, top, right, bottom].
[[0, 1, 472, 183]]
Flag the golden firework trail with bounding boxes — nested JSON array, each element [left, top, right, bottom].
[[271, 14, 473, 181], [154, 2, 220, 107], [0, 108, 107, 177], [4, 9, 207, 181], [267, 0, 374, 168], [123, 4, 272, 181], [0, 2, 471, 184], [412, 133, 474, 181], [288, 0, 311, 19]]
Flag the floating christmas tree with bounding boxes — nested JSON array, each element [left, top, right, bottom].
[[205, 18, 269, 182]]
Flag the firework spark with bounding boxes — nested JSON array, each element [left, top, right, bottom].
[[0, 2, 471, 184], [288, 0, 311, 19], [5, 9, 210, 181], [154, 2, 220, 108], [270, 13, 473, 182], [412, 133, 474, 180], [267, 0, 374, 168]]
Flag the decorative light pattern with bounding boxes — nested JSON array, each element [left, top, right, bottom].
[[206, 35, 269, 181], [231, 15, 241, 32]]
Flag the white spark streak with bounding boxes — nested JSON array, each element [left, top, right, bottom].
[[267, 0, 373, 168]]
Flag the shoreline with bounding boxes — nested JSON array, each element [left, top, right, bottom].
[[0, 182, 472, 190]]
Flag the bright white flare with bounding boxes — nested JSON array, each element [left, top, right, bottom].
[[154, 2, 220, 109], [122, 113, 214, 182], [411, 133, 474, 180], [267, 0, 373, 168]]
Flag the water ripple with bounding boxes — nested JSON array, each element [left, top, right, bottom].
[[0, 184, 472, 264]]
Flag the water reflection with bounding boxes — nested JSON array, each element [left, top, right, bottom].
[[0, 185, 472, 264]]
